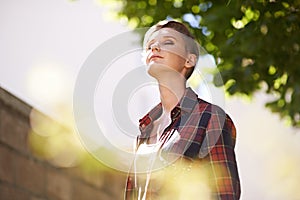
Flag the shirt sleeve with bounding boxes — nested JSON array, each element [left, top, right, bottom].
[[200, 107, 241, 200]]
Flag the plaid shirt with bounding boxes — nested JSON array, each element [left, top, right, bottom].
[[125, 87, 241, 200]]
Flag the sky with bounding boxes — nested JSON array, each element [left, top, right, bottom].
[[0, 0, 128, 113], [1, 0, 300, 199]]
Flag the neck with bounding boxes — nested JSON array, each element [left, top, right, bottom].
[[157, 75, 186, 113]]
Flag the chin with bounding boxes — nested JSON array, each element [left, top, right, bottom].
[[147, 66, 157, 78], [147, 62, 163, 75]]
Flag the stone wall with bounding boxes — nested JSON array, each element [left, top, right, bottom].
[[0, 87, 126, 200]]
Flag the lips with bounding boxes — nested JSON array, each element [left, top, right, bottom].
[[149, 54, 163, 62]]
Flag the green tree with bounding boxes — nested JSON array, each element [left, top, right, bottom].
[[103, 0, 300, 127]]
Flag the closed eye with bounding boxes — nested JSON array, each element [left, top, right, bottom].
[[163, 40, 174, 45]]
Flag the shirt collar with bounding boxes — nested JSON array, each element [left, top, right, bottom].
[[177, 87, 199, 114], [139, 87, 199, 129]]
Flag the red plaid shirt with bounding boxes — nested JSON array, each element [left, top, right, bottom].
[[125, 87, 241, 200]]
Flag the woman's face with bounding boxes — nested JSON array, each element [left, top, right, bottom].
[[144, 28, 190, 78]]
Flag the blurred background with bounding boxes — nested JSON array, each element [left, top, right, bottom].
[[1, 0, 300, 199]]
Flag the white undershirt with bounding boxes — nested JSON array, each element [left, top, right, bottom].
[[133, 111, 181, 200]]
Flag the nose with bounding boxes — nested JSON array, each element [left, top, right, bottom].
[[150, 42, 160, 52]]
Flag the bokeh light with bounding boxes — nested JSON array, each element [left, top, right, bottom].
[[26, 61, 71, 107]]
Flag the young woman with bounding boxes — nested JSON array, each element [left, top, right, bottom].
[[125, 20, 241, 200]]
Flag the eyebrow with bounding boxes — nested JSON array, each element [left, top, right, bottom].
[[162, 35, 177, 40]]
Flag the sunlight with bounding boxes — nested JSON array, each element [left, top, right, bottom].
[[26, 61, 70, 105]]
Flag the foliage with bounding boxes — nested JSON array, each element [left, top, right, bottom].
[[103, 0, 300, 127]]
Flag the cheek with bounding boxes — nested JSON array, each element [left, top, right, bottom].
[[165, 45, 186, 56], [167, 52, 186, 65]]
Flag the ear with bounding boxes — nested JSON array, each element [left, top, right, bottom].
[[185, 53, 197, 68]]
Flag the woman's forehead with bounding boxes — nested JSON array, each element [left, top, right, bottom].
[[146, 28, 184, 43]]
